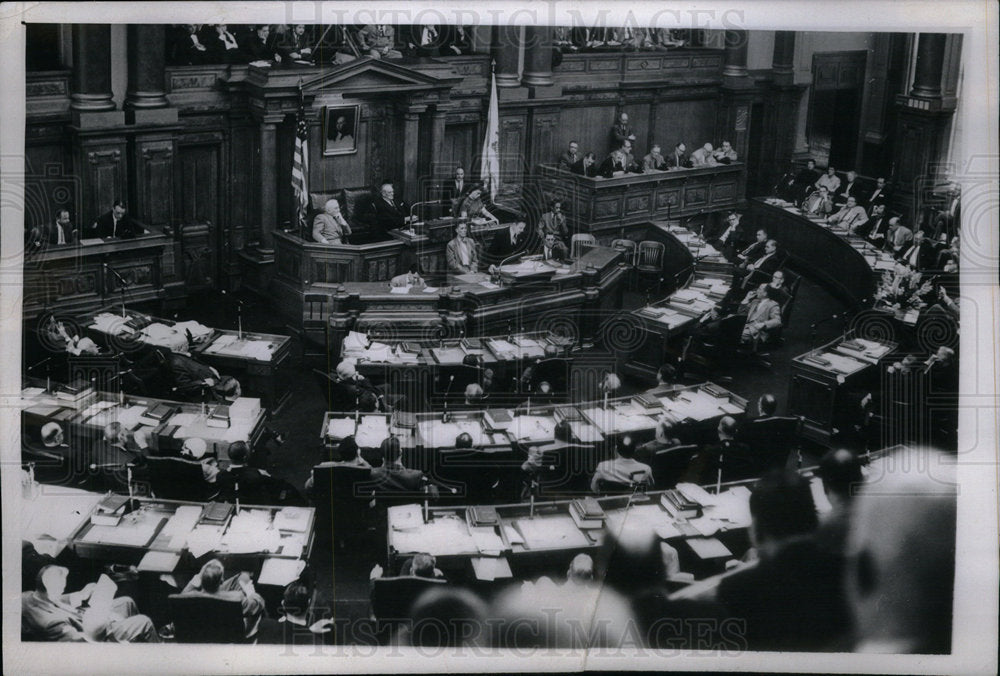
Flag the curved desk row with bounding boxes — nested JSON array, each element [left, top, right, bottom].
[[750, 197, 894, 307]]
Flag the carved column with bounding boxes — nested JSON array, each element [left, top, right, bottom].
[[772, 31, 795, 85], [910, 33, 947, 99], [430, 102, 452, 176], [722, 30, 749, 79], [493, 25, 522, 88], [125, 24, 169, 110], [70, 25, 115, 112], [257, 117, 280, 251], [522, 26, 553, 87]]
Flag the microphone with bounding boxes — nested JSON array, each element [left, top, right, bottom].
[[103, 263, 127, 285], [27, 357, 53, 372], [441, 375, 455, 422]]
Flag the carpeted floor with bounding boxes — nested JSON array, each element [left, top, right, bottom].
[[172, 269, 845, 641]]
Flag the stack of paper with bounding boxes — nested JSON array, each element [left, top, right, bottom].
[[326, 417, 356, 440], [258, 558, 306, 586], [507, 415, 555, 442], [391, 515, 476, 556], [356, 416, 390, 448], [172, 320, 213, 340]]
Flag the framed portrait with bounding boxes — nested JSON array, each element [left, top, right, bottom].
[[322, 104, 359, 156]]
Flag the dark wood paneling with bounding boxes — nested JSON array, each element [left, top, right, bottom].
[[178, 144, 220, 290], [76, 140, 127, 223], [552, 103, 617, 161], [443, 123, 476, 173], [654, 98, 718, 151], [499, 113, 527, 187], [134, 137, 175, 228]]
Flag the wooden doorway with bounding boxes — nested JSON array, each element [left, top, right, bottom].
[[807, 51, 867, 169], [177, 143, 222, 291]]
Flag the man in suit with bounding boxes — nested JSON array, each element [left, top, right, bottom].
[[899, 229, 935, 271], [206, 24, 246, 63], [571, 152, 598, 177], [28, 208, 76, 247], [741, 283, 783, 344], [457, 186, 499, 223], [356, 24, 401, 59], [682, 416, 753, 485], [711, 211, 746, 262], [172, 24, 209, 65], [789, 159, 820, 203], [241, 25, 281, 62], [932, 182, 961, 239], [88, 201, 141, 239], [538, 199, 569, 242], [885, 217, 913, 255], [537, 233, 569, 264], [827, 196, 869, 232], [858, 203, 888, 243], [166, 333, 241, 403], [801, 185, 834, 216], [331, 360, 386, 412], [736, 239, 781, 290], [312, 198, 352, 244], [441, 166, 467, 204], [866, 176, 889, 215], [180, 559, 266, 640], [598, 148, 628, 178], [486, 221, 529, 267], [558, 141, 580, 172], [370, 436, 427, 493], [689, 143, 718, 167], [440, 24, 472, 55], [736, 228, 768, 266], [834, 170, 861, 207], [814, 166, 841, 194], [712, 140, 738, 164], [445, 221, 480, 274], [642, 144, 668, 171], [371, 183, 410, 237], [278, 24, 314, 62], [407, 23, 442, 57], [590, 435, 653, 492], [610, 112, 636, 151], [666, 142, 689, 169], [736, 269, 790, 311]]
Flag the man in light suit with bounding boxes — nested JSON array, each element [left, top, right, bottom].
[[827, 196, 868, 232], [558, 142, 580, 172], [885, 217, 913, 255], [802, 186, 834, 216], [446, 221, 480, 274], [741, 283, 783, 344]]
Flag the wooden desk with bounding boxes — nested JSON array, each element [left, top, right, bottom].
[[750, 198, 895, 307], [536, 162, 746, 238], [386, 484, 752, 582], [324, 246, 626, 355], [20, 385, 267, 462], [63, 494, 314, 585], [79, 307, 293, 412], [23, 230, 169, 321], [789, 334, 898, 443]]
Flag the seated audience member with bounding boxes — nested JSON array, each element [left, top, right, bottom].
[[598, 147, 629, 177], [571, 152, 598, 177], [712, 140, 738, 164], [644, 363, 683, 395], [743, 239, 781, 278], [445, 221, 480, 274], [666, 142, 689, 169], [371, 182, 410, 237], [932, 182, 961, 239], [737, 228, 768, 265], [406, 23, 443, 57], [637, 416, 682, 461], [846, 448, 956, 654], [643, 144, 668, 171], [390, 264, 426, 288], [86, 422, 141, 491], [682, 415, 752, 485], [786, 158, 820, 203], [370, 436, 428, 493], [899, 229, 934, 271], [180, 559, 265, 640], [207, 24, 247, 63], [28, 209, 76, 247], [457, 185, 498, 223], [814, 165, 841, 194], [591, 435, 653, 492], [22, 565, 159, 642], [216, 440, 272, 501], [454, 432, 475, 449], [861, 203, 889, 243], [171, 24, 208, 65], [304, 436, 371, 494], [714, 469, 851, 651], [87, 200, 141, 239], [885, 217, 913, 255], [538, 199, 569, 242], [166, 333, 241, 402], [255, 581, 333, 644], [440, 24, 472, 55], [866, 176, 889, 215], [827, 196, 869, 232], [177, 437, 221, 486], [486, 220, 529, 267], [558, 141, 580, 172], [398, 553, 447, 580], [689, 142, 718, 167], [461, 384, 485, 409], [802, 185, 834, 216], [599, 371, 622, 397], [331, 360, 385, 412], [241, 25, 281, 62], [834, 170, 861, 207], [312, 198, 352, 244], [277, 24, 314, 62], [356, 24, 402, 59], [741, 283, 783, 344], [619, 140, 642, 173]]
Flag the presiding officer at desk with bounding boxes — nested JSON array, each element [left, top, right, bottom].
[[88, 200, 141, 239], [312, 198, 352, 244], [371, 182, 411, 239], [458, 185, 499, 224], [446, 221, 480, 274], [28, 208, 76, 247], [486, 221, 529, 266]]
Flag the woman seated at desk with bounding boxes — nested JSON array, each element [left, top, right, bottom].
[[445, 222, 481, 275], [457, 186, 499, 224]]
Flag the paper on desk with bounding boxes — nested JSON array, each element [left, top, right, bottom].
[[479, 281, 500, 289], [161, 505, 202, 536], [515, 515, 590, 550], [92, 312, 131, 334], [390, 286, 411, 294], [470, 526, 506, 555], [22, 387, 46, 398], [326, 417, 356, 440], [259, 558, 306, 587], [471, 556, 512, 581], [138, 551, 180, 573], [170, 412, 198, 428], [280, 538, 304, 559], [356, 417, 390, 449], [392, 515, 476, 556], [686, 516, 721, 537], [675, 482, 717, 507], [423, 286, 439, 293], [389, 504, 423, 531], [172, 320, 213, 340], [503, 523, 524, 545], [508, 415, 555, 442], [274, 507, 311, 533], [185, 525, 224, 558], [116, 405, 148, 430], [418, 419, 489, 447]]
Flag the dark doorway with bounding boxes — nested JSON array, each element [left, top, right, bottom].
[[807, 51, 867, 170]]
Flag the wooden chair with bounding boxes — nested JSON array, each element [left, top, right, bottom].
[[611, 238, 638, 289], [649, 444, 699, 489], [570, 233, 596, 259], [370, 576, 448, 630], [167, 594, 248, 643], [146, 456, 217, 502], [636, 241, 666, 295]]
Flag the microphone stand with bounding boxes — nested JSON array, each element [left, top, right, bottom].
[[104, 264, 130, 318]]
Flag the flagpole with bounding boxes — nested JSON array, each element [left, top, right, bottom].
[[480, 60, 501, 203]]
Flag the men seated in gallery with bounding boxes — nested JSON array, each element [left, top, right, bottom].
[[712, 140, 738, 164], [598, 145, 631, 177], [356, 24, 402, 59], [802, 185, 834, 216], [643, 144, 668, 171], [241, 24, 282, 63], [312, 197, 352, 244], [370, 436, 429, 493], [667, 142, 689, 169], [330, 360, 385, 412], [827, 195, 869, 232], [179, 559, 266, 641], [87, 200, 142, 239], [814, 165, 841, 194], [371, 182, 411, 238], [457, 185, 499, 223], [834, 170, 861, 207], [571, 151, 598, 177], [446, 221, 480, 275], [537, 232, 569, 264], [22, 565, 159, 642], [558, 141, 580, 172], [689, 142, 718, 167], [28, 208, 76, 247]]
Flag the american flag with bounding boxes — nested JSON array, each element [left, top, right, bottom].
[[291, 86, 310, 229]]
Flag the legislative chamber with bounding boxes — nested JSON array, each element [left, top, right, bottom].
[[7, 13, 986, 667]]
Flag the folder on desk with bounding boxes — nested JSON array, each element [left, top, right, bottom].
[[685, 537, 732, 560], [471, 556, 512, 581], [259, 558, 306, 587], [138, 550, 181, 573]]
